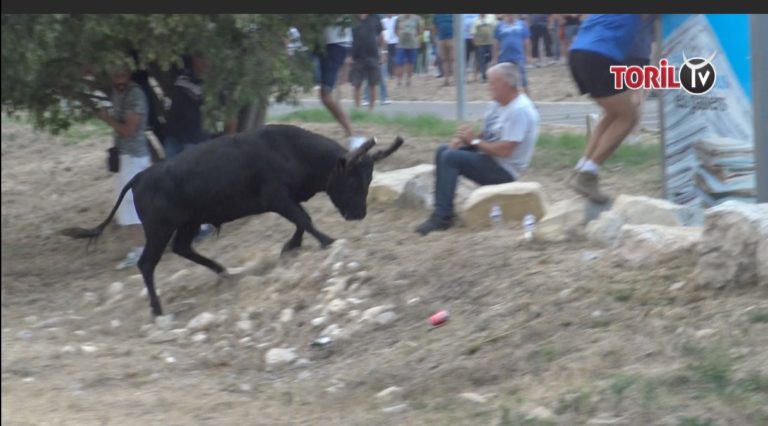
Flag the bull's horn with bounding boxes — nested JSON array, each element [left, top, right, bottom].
[[371, 136, 405, 162], [345, 137, 377, 165]]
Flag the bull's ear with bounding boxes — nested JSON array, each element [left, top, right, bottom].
[[345, 137, 377, 166], [336, 158, 348, 174], [371, 136, 404, 162]]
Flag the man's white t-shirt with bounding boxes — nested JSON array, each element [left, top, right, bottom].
[[382, 15, 399, 45], [324, 25, 352, 47], [481, 93, 540, 179]]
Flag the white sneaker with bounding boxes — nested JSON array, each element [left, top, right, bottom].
[[361, 100, 370, 106], [116, 247, 143, 270], [348, 136, 368, 150], [382, 99, 391, 105]]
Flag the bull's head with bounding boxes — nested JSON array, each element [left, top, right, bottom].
[[327, 136, 404, 220]]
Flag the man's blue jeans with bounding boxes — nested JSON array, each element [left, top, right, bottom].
[[434, 144, 515, 218]]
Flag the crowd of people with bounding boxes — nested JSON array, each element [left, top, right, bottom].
[[92, 14, 655, 268]]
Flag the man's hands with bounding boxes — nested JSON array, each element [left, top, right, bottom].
[[451, 124, 476, 149]]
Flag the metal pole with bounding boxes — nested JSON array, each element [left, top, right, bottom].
[[454, 14, 465, 121], [752, 14, 768, 203]]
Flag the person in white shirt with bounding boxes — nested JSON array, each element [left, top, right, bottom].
[[416, 62, 540, 236]]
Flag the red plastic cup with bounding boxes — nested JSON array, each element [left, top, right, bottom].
[[429, 310, 449, 327]]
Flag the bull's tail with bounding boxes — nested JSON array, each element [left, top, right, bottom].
[[59, 174, 141, 244]]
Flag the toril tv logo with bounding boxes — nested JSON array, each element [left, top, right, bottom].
[[610, 51, 717, 95]]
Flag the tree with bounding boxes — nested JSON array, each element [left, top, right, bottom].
[[1, 14, 348, 134]]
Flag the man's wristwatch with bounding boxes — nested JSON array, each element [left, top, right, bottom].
[[470, 139, 482, 146]]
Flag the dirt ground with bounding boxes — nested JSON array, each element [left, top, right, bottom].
[[2, 78, 767, 425]]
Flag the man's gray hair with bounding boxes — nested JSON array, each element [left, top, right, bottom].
[[488, 62, 520, 88]]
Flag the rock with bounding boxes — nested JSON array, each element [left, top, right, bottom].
[[147, 330, 178, 344], [238, 276, 263, 289], [110, 320, 121, 329], [82, 292, 100, 307], [327, 298, 349, 314], [347, 310, 360, 320], [459, 392, 488, 404], [323, 239, 349, 267], [588, 415, 628, 425], [586, 211, 626, 247], [79, 344, 98, 353], [107, 281, 124, 296], [323, 277, 347, 300], [526, 406, 555, 421], [695, 201, 768, 288], [381, 403, 409, 414], [367, 164, 435, 206], [376, 386, 403, 400], [239, 337, 254, 347], [61, 345, 77, 354], [616, 224, 702, 267], [279, 308, 294, 323], [374, 311, 398, 326], [346, 261, 362, 273], [154, 315, 175, 331], [460, 182, 547, 228], [695, 328, 717, 339], [668, 281, 686, 291], [407, 297, 421, 305], [236, 320, 253, 334], [398, 169, 477, 211], [331, 262, 344, 276], [320, 324, 344, 338], [612, 194, 704, 226], [32, 316, 85, 329], [311, 317, 327, 327], [534, 197, 588, 242], [25, 315, 39, 324], [361, 305, 395, 323], [186, 312, 217, 332], [168, 269, 190, 283], [190, 333, 208, 344], [759, 234, 768, 286], [265, 348, 297, 367]]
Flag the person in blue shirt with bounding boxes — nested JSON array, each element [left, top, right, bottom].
[[432, 13, 454, 86], [567, 14, 647, 204], [493, 14, 531, 96]]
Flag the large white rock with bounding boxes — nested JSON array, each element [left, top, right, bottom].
[[265, 348, 297, 367], [186, 312, 217, 332], [534, 198, 588, 242], [460, 182, 547, 228], [612, 194, 703, 226], [617, 224, 702, 267], [586, 211, 626, 247], [695, 201, 768, 288], [367, 164, 435, 205], [398, 171, 478, 211]]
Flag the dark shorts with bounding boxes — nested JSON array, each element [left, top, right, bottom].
[[349, 58, 381, 87], [317, 43, 349, 91], [568, 49, 628, 98], [396, 48, 418, 66]]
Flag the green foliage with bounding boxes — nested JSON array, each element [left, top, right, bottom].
[[1, 14, 348, 133]]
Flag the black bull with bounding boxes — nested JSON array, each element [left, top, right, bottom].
[[61, 124, 404, 316]]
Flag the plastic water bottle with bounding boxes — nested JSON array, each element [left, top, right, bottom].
[[489, 204, 503, 229], [523, 213, 536, 241]]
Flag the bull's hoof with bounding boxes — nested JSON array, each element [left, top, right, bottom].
[[280, 243, 301, 257]]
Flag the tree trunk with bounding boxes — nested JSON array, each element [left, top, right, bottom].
[[239, 95, 269, 132]]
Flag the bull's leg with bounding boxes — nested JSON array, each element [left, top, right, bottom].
[[172, 223, 227, 274], [273, 201, 335, 249], [282, 226, 305, 254], [137, 226, 175, 317]]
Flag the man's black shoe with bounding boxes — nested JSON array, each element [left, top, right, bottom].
[[415, 215, 454, 236]]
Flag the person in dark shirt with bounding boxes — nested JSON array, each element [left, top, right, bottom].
[[164, 52, 210, 158], [349, 14, 385, 111]]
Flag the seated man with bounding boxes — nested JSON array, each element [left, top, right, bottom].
[[416, 62, 540, 236]]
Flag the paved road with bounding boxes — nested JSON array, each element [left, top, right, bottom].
[[267, 98, 660, 132]]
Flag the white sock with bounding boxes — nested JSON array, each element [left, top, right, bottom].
[[581, 159, 600, 173], [575, 157, 586, 170]]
